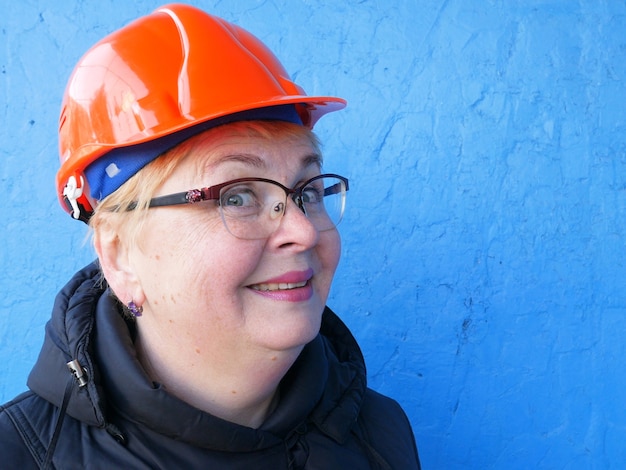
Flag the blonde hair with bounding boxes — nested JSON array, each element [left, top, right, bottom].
[[89, 120, 321, 247]]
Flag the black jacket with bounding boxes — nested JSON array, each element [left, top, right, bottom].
[[0, 262, 420, 469]]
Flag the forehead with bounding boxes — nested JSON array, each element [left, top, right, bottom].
[[184, 121, 321, 170]]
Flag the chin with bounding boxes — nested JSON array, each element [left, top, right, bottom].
[[262, 312, 323, 352]]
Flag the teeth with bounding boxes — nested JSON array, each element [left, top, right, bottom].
[[251, 281, 307, 291]]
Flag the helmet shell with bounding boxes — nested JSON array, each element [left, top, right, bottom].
[[56, 3, 346, 219]]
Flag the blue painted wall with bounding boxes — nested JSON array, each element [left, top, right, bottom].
[[2, 1, 625, 468]]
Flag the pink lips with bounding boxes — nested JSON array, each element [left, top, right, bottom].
[[248, 268, 314, 302]]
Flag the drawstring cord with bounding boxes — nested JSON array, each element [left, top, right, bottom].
[[42, 376, 74, 469], [41, 360, 127, 469], [42, 360, 88, 469], [286, 423, 310, 470]]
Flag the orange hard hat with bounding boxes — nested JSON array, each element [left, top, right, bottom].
[[56, 3, 346, 221]]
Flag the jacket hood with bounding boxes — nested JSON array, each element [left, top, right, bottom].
[[27, 261, 108, 428], [26, 262, 368, 450]]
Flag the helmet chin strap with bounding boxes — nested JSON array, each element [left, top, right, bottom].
[[62, 175, 85, 220], [62, 174, 95, 222]]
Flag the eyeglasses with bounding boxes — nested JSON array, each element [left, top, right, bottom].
[[146, 174, 349, 240]]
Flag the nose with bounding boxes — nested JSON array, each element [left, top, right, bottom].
[[269, 196, 319, 249]]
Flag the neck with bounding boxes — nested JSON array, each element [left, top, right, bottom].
[[134, 332, 302, 428]]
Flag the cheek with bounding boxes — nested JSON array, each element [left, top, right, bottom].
[[140, 208, 221, 260], [133, 215, 215, 300], [324, 230, 342, 267], [138, 220, 264, 308], [317, 230, 341, 284]]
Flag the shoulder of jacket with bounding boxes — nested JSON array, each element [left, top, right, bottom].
[[0, 391, 53, 467], [357, 388, 422, 469]]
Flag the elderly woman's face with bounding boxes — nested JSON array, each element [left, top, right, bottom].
[[128, 123, 341, 357]]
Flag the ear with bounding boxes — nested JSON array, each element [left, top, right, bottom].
[[93, 218, 145, 306]]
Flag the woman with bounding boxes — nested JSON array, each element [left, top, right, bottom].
[[0, 4, 420, 469]]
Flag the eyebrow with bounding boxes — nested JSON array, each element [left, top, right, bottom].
[[210, 153, 266, 170], [303, 153, 324, 168]]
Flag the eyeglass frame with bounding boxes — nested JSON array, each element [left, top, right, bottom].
[[143, 173, 349, 236]]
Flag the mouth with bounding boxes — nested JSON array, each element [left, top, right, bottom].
[[249, 280, 309, 292], [247, 268, 315, 294], [247, 269, 315, 302]]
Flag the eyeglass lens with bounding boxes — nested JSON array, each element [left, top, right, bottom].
[[219, 176, 347, 239]]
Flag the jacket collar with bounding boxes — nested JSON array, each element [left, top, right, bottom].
[[27, 261, 108, 427], [27, 262, 367, 451]]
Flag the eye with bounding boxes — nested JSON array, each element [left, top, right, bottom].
[[220, 184, 261, 214], [301, 184, 323, 204], [224, 193, 250, 207]]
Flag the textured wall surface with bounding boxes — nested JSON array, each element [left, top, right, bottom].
[[2, 1, 626, 468]]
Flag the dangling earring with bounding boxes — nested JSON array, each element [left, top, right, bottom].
[[127, 300, 143, 317]]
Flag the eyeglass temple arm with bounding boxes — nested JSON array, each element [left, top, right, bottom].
[[148, 192, 192, 208], [148, 186, 220, 208], [324, 180, 349, 196]]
